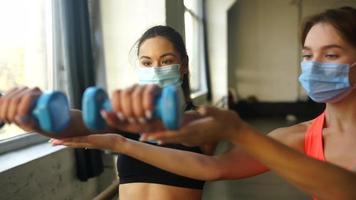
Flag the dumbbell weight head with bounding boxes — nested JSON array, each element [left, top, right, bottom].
[[154, 84, 184, 130], [82, 87, 112, 131], [32, 91, 71, 133]]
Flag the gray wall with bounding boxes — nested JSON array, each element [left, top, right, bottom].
[[166, 0, 186, 40], [228, 0, 356, 102], [0, 146, 116, 200]]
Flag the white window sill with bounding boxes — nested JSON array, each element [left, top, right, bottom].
[[0, 134, 66, 173]]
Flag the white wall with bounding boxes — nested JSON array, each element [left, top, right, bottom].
[[206, 0, 236, 104], [228, 0, 356, 102], [99, 0, 166, 94], [228, 0, 299, 102]]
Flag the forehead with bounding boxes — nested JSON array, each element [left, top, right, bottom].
[[139, 36, 177, 56], [304, 23, 346, 48]]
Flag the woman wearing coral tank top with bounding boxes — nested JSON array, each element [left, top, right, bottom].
[[132, 7, 356, 200]]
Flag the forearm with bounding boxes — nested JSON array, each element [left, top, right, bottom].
[[36, 109, 110, 139], [119, 139, 222, 181], [230, 123, 356, 200]]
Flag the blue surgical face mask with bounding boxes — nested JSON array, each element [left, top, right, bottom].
[[137, 64, 182, 87], [298, 61, 355, 103]]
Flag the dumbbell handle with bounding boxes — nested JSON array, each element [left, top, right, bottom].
[[82, 85, 184, 131]]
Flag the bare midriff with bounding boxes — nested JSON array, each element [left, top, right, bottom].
[[119, 182, 202, 200]]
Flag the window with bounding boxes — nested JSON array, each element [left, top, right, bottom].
[[183, 0, 208, 96], [0, 0, 53, 141]]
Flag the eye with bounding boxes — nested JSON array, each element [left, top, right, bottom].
[[325, 54, 339, 59], [161, 59, 173, 65], [141, 61, 152, 67], [302, 54, 312, 60]]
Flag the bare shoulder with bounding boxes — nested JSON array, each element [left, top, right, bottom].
[[267, 120, 313, 152]]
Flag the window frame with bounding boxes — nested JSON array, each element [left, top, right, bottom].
[[183, 0, 210, 103]]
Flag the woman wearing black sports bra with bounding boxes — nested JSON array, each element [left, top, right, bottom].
[[51, 25, 215, 200]]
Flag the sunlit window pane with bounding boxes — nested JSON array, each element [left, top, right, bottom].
[[183, 0, 194, 10], [0, 0, 53, 140], [185, 11, 199, 91]]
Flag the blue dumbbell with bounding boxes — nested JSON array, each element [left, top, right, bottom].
[[0, 91, 71, 133], [32, 91, 71, 133], [0, 91, 70, 133], [82, 84, 184, 131]]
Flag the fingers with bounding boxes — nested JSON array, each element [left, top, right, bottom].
[[111, 84, 159, 124], [131, 85, 146, 124], [142, 84, 160, 120], [7, 87, 28, 123], [0, 87, 24, 123], [181, 111, 203, 125], [0, 87, 41, 128], [15, 88, 42, 130], [51, 135, 96, 147], [111, 89, 124, 121], [197, 106, 222, 117], [141, 117, 216, 146], [140, 128, 189, 144], [120, 84, 138, 123], [50, 137, 92, 148], [101, 111, 121, 128], [50, 134, 124, 151]]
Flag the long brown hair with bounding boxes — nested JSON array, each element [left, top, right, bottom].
[[301, 6, 356, 47]]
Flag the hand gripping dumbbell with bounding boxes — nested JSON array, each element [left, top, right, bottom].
[[0, 91, 71, 133], [82, 84, 185, 131]]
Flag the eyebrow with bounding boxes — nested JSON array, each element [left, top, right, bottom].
[[160, 53, 177, 58], [302, 44, 344, 51], [139, 56, 151, 60], [139, 53, 178, 60]]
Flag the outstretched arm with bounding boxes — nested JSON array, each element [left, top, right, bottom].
[[148, 106, 356, 200], [0, 86, 165, 138], [232, 124, 356, 200], [0, 87, 112, 138], [51, 133, 269, 181]]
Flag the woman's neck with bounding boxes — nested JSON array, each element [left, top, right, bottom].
[[324, 91, 356, 133]]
